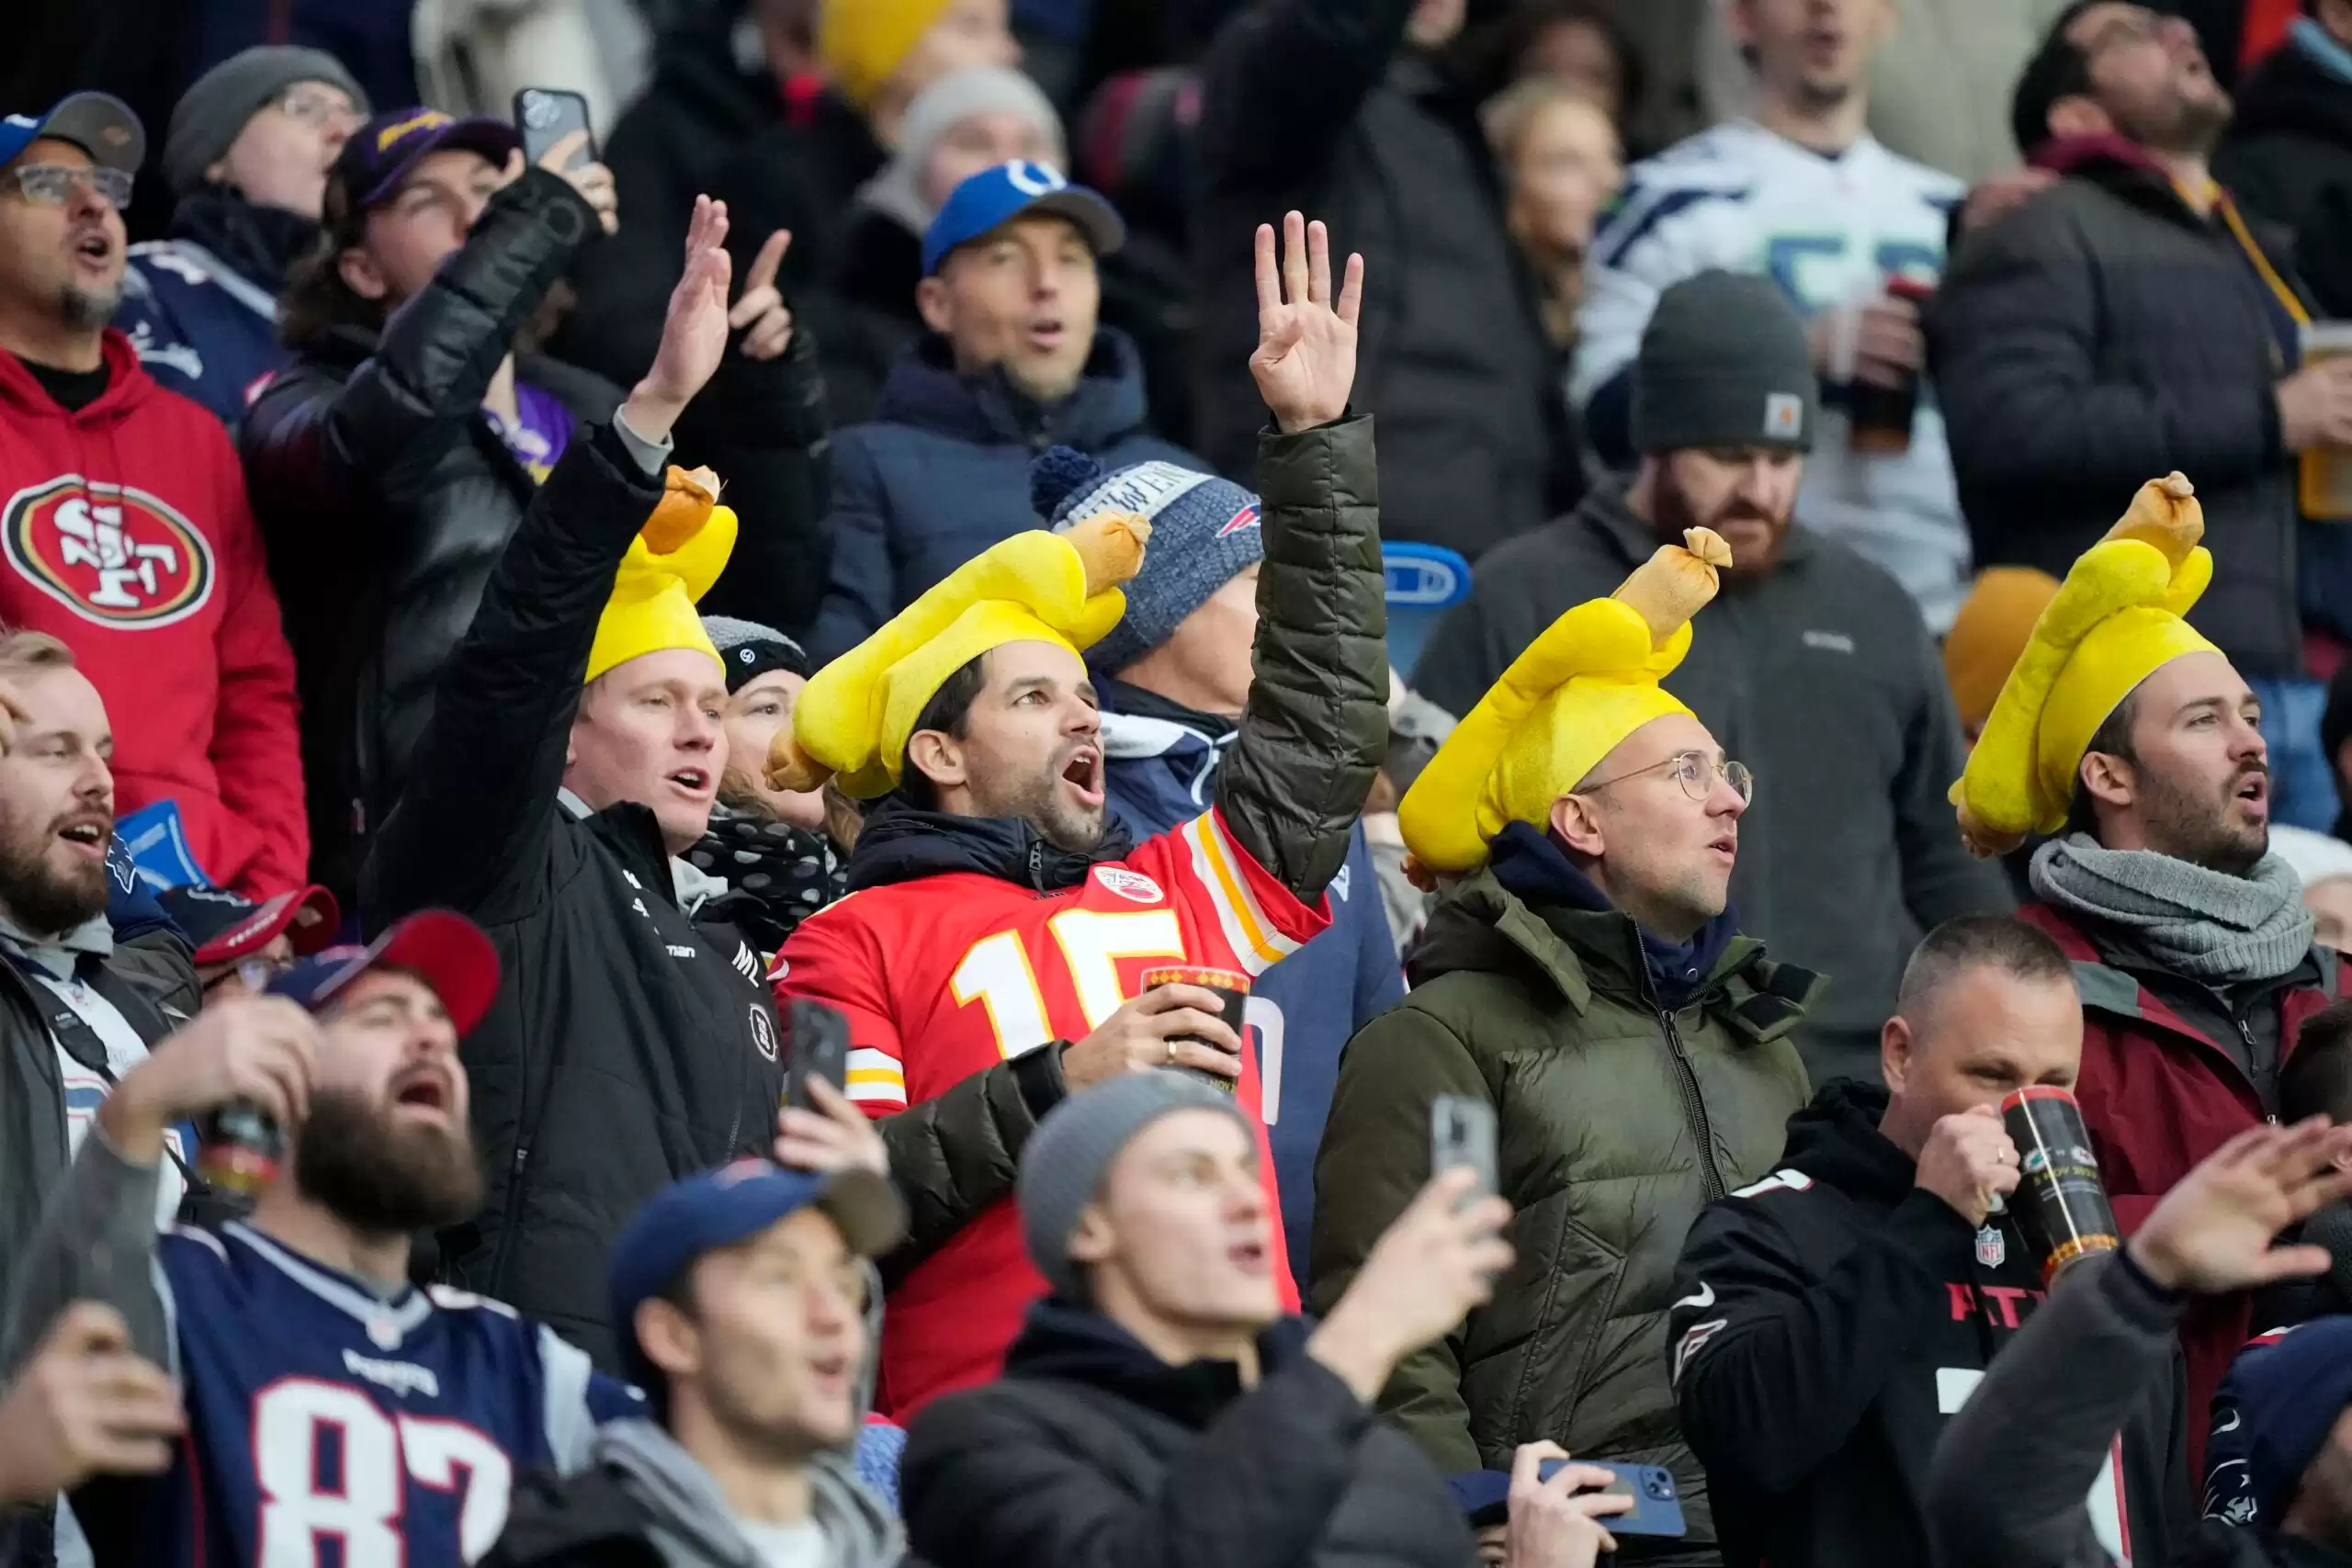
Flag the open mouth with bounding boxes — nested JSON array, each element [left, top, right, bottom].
[[1708, 831, 1738, 860], [70, 231, 113, 265], [55, 815, 110, 858], [1024, 316, 1068, 352], [1059, 747, 1104, 809], [2234, 773, 2270, 815], [667, 766, 712, 797], [807, 1350, 851, 1388], [391, 1070, 452, 1113], [1227, 1237, 1270, 1274]]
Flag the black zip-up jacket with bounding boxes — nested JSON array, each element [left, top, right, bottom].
[[1931, 137, 2310, 675], [1669, 1079, 2185, 1568], [903, 1302, 1477, 1568], [243, 168, 831, 899], [359, 420, 788, 1371]]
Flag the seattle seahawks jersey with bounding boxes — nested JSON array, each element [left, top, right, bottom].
[[74, 1222, 641, 1568], [1574, 119, 1971, 630]]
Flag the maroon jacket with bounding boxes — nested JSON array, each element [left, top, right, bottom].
[[2018, 902, 2338, 1483]]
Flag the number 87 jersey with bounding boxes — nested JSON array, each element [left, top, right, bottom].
[[74, 1222, 643, 1567], [775, 805, 1328, 1418]]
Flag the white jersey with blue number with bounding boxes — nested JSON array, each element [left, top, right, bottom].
[[74, 1222, 642, 1567], [1573, 119, 1971, 629]]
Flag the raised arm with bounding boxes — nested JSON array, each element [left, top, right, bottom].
[[1214, 215, 1387, 904], [363, 197, 740, 926], [1193, 0, 1419, 192]]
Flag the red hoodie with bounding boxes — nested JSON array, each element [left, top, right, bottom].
[[0, 333, 305, 897]]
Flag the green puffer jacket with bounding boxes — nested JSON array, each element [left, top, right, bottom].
[[1310, 867, 1817, 1562]]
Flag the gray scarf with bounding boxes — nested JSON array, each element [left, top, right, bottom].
[[2030, 832, 2315, 983]]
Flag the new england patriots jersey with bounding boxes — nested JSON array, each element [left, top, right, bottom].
[[74, 1223, 640, 1567], [1573, 120, 1970, 630]]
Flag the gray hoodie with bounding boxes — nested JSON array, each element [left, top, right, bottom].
[[582, 1418, 905, 1568]]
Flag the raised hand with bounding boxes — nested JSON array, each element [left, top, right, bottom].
[[729, 229, 795, 362], [2128, 1118, 2352, 1292], [1249, 211, 1364, 435], [535, 130, 617, 235], [0, 1304, 181, 1506], [775, 1074, 888, 1179], [1309, 1166, 1512, 1402], [626, 194, 736, 441], [98, 996, 320, 1164]]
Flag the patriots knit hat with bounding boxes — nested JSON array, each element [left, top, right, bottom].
[[2204, 1318, 2352, 1529], [165, 47, 368, 197], [703, 615, 811, 694], [1032, 446, 1262, 675], [1019, 1071, 1250, 1299], [1632, 269, 1817, 456]]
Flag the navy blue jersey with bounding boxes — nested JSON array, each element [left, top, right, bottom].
[[75, 1222, 641, 1567]]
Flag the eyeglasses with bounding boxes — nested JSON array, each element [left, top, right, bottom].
[[9, 164, 132, 209], [1578, 750, 1754, 804], [275, 86, 361, 130]]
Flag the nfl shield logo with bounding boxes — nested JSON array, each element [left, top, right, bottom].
[[1975, 1226, 2006, 1267]]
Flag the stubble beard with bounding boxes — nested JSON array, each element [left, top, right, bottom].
[[0, 808, 106, 939]]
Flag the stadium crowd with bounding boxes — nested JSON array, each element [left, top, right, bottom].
[[14, 0, 2352, 1565]]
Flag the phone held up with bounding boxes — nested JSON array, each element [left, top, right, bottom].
[[514, 87, 595, 169], [1536, 1461, 1690, 1539], [1430, 1093, 1498, 1200], [786, 999, 851, 1112]]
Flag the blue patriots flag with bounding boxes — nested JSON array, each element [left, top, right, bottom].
[[73, 1223, 641, 1567]]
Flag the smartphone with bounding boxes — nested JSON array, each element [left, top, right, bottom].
[[514, 87, 595, 169], [1430, 1094, 1498, 1197], [1537, 1460, 1689, 1538], [786, 999, 851, 1111]]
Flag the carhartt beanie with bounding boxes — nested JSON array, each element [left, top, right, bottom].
[[1033, 446, 1263, 675], [1631, 269, 1817, 456], [1018, 1071, 1250, 1299], [165, 46, 368, 198]]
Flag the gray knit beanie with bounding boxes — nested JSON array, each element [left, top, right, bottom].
[[702, 615, 810, 694], [165, 46, 370, 198], [859, 64, 1067, 236], [1019, 1071, 1251, 1299], [1031, 446, 1264, 676], [1630, 269, 1817, 456]]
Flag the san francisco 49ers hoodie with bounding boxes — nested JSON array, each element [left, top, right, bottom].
[[0, 332, 304, 896]]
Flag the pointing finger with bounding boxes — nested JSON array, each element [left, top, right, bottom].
[[745, 228, 792, 296]]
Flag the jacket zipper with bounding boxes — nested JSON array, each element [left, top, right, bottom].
[[1659, 1006, 1725, 1201]]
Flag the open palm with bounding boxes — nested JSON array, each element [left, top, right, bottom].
[[1249, 211, 1364, 434], [642, 194, 736, 412]]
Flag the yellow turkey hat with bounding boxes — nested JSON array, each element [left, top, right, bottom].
[[1951, 472, 2221, 856], [1399, 527, 1734, 876], [768, 514, 1150, 800], [585, 467, 736, 683]]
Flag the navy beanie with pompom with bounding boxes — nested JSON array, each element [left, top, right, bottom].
[[1031, 445, 1264, 675]]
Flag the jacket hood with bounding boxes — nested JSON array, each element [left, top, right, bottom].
[[1777, 1077, 1919, 1204], [1098, 677, 1235, 830], [1484, 820, 1743, 1009], [2232, 21, 2352, 147], [843, 793, 1136, 894], [0, 330, 153, 424], [589, 1418, 905, 1568], [874, 326, 1154, 452], [1004, 1297, 1316, 1428]]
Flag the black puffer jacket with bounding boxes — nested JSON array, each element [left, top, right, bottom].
[[2217, 28, 2352, 249], [360, 421, 789, 1372], [1931, 138, 2309, 676], [1191, 0, 1572, 558], [904, 1303, 1478, 1568]]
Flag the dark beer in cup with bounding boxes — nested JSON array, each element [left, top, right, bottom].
[[2000, 1086, 2120, 1280], [1138, 964, 1249, 1093]]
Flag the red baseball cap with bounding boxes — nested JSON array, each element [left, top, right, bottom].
[[265, 909, 502, 1037], [158, 884, 341, 965]]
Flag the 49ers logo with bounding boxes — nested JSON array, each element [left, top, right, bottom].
[[4, 476, 213, 627]]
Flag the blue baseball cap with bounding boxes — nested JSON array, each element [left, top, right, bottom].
[[266, 909, 502, 1037], [2203, 1318, 2352, 1530], [608, 1159, 909, 1393], [922, 159, 1125, 276], [0, 92, 145, 175], [326, 106, 518, 220]]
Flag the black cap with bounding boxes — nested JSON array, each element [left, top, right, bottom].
[[1632, 270, 1817, 456]]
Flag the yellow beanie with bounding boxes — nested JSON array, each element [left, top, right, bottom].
[[767, 513, 1150, 799], [585, 467, 736, 683], [1399, 528, 1733, 876], [1951, 473, 2220, 856], [1943, 567, 2061, 738], [819, 0, 956, 109]]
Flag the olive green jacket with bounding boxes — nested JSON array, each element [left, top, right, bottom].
[[1309, 868, 1818, 1558]]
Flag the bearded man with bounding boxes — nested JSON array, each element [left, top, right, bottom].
[[1416, 269, 2009, 1086], [1, 911, 647, 1568]]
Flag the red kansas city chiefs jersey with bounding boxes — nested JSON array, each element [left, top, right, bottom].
[[775, 806, 1325, 1417]]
